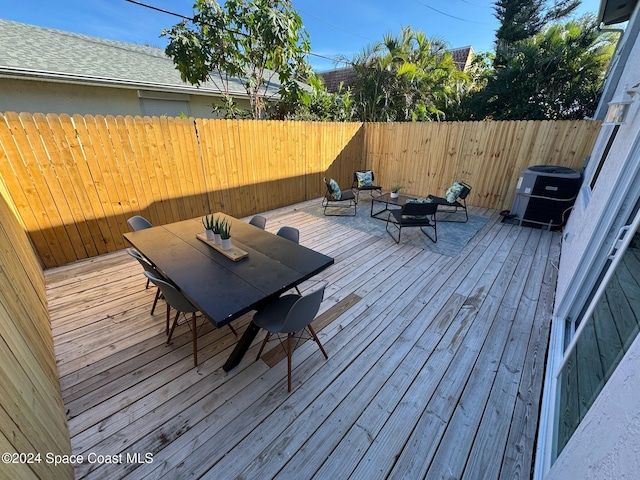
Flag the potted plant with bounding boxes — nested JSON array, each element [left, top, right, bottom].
[[202, 214, 216, 241], [219, 218, 232, 250], [390, 185, 403, 199]]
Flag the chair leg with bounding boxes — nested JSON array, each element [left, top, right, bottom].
[[419, 224, 437, 243], [307, 324, 329, 359], [295, 286, 301, 295], [385, 218, 401, 243], [165, 303, 171, 335], [192, 313, 198, 368], [167, 310, 180, 344], [227, 323, 238, 336], [151, 287, 161, 316], [256, 332, 271, 361], [287, 333, 293, 392]]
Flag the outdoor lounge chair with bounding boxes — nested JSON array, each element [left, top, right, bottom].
[[322, 177, 357, 216], [352, 170, 382, 197], [427, 181, 472, 222], [385, 201, 437, 244], [253, 282, 329, 392]]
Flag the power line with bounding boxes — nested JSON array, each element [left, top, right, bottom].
[[458, 0, 494, 9], [124, 0, 348, 66], [296, 8, 373, 43], [125, 0, 192, 21], [413, 0, 493, 25]]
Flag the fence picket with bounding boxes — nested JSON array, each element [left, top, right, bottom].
[[0, 113, 599, 267]]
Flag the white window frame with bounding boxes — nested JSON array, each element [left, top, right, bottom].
[[535, 130, 640, 477]]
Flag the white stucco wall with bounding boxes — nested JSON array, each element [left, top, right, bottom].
[[0, 78, 251, 118], [0, 78, 142, 115], [554, 27, 640, 313], [544, 333, 640, 479], [541, 6, 640, 478]]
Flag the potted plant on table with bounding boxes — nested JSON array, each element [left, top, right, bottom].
[[219, 218, 232, 250], [390, 185, 403, 199], [202, 214, 217, 241]]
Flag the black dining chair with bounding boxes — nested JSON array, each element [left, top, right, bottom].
[[254, 282, 329, 392], [249, 215, 267, 229], [144, 271, 237, 367], [277, 227, 301, 293], [127, 215, 153, 231], [276, 226, 299, 244], [126, 248, 164, 319]]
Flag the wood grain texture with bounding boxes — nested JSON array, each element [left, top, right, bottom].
[[45, 199, 560, 480], [1, 114, 595, 268], [0, 185, 73, 479]]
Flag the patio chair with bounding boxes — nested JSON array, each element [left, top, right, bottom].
[[127, 215, 153, 231], [277, 227, 301, 293], [254, 282, 329, 392], [427, 181, 472, 222], [249, 215, 267, 229], [385, 201, 438, 244], [144, 271, 237, 368], [322, 177, 357, 216], [126, 248, 164, 319], [352, 170, 382, 198], [277, 226, 300, 244]]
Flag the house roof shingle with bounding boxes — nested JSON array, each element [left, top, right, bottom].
[[0, 19, 283, 98]]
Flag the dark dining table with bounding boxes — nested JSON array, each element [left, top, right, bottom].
[[123, 213, 334, 371]]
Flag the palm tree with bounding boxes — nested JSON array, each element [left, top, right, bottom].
[[350, 27, 466, 122], [475, 15, 615, 120]]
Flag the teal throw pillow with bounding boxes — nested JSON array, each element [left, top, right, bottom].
[[356, 170, 374, 188], [405, 198, 431, 219], [329, 178, 342, 200], [445, 182, 464, 203]]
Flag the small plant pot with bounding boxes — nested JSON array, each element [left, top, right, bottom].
[[205, 229, 215, 241], [213, 233, 222, 244], [221, 238, 232, 250], [390, 192, 399, 199]]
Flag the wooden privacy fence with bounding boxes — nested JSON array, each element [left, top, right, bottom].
[[0, 113, 363, 268], [365, 120, 600, 209], [0, 112, 599, 268]]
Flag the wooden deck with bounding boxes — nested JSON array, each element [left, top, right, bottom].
[[46, 200, 560, 479]]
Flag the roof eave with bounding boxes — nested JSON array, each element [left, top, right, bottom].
[[598, 0, 639, 25], [0, 66, 254, 99]]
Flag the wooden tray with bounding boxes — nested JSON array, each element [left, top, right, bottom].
[[196, 233, 249, 261]]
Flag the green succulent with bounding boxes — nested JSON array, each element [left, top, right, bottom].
[[219, 218, 232, 239], [202, 213, 216, 231]]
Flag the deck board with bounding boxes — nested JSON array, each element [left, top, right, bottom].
[[45, 199, 561, 479]]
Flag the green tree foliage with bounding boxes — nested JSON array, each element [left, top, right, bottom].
[[495, 0, 580, 43], [462, 15, 615, 120], [162, 0, 312, 119], [349, 27, 466, 122], [270, 75, 357, 121], [494, 0, 580, 66]]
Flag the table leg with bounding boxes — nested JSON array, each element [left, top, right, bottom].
[[223, 321, 261, 372], [371, 200, 390, 219]]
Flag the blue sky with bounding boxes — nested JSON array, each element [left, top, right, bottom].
[[2, 0, 602, 71]]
